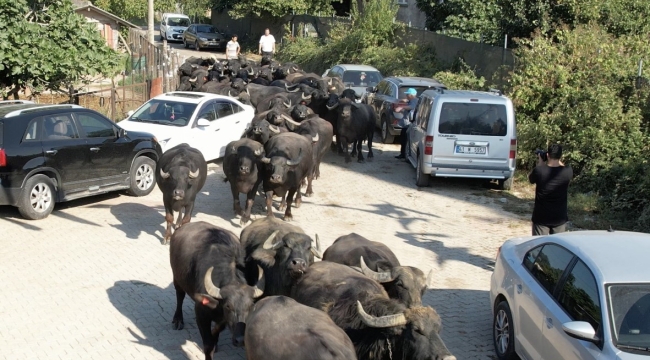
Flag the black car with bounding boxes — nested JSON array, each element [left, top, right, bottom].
[[0, 101, 163, 220], [182, 24, 227, 51], [364, 77, 447, 143]]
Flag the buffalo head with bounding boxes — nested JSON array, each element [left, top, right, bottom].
[[290, 104, 311, 122], [252, 230, 322, 282], [359, 257, 433, 308], [230, 144, 264, 175], [158, 164, 201, 201], [260, 149, 304, 184]]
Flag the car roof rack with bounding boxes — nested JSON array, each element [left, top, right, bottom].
[[489, 88, 503, 96], [4, 104, 84, 118], [0, 100, 35, 105]]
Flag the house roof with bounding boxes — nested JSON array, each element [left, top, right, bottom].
[[73, 1, 138, 29]]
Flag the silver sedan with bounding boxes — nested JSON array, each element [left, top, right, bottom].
[[490, 230, 650, 360]]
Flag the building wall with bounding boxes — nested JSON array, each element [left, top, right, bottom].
[[75, 10, 120, 49]]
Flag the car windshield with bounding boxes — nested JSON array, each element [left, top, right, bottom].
[[342, 70, 382, 87], [196, 25, 216, 33], [438, 102, 508, 136], [129, 100, 197, 127], [608, 284, 650, 352], [168, 18, 190, 27]]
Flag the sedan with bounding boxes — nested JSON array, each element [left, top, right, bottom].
[[182, 24, 227, 51], [490, 230, 650, 360], [118, 92, 254, 162]]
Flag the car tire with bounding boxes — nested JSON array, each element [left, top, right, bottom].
[[18, 174, 56, 220], [498, 177, 514, 191], [381, 117, 395, 144], [195, 41, 201, 51], [493, 301, 517, 360], [415, 154, 430, 187], [127, 156, 156, 197]]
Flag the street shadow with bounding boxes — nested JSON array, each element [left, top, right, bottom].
[[0, 212, 43, 231], [107, 280, 244, 359], [99, 203, 167, 242], [422, 288, 496, 359], [396, 231, 495, 271], [317, 201, 439, 231]]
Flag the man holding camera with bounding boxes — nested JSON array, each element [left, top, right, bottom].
[[528, 144, 573, 236]]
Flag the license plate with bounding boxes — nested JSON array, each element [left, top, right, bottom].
[[455, 145, 486, 154]]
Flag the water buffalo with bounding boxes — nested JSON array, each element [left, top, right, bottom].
[[240, 216, 321, 296], [260, 132, 315, 220], [156, 144, 207, 244], [245, 83, 289, 108], [169, 221, 265, 360], [294, 117, 333, 181], [245, 296, 358, 360], [244, 119, 285, 145], [292, 261, 456, 360], [323, 233, 432, 307], [330, 97, 375, 163], [223, 139, 265, 225], [290, 104, 314, 122]]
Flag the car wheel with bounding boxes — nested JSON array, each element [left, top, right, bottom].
[[195, 41, 201, 51], [18, 174, 55, 220], [127, 156, 156, 196], [415, 154, 430, 187], [498, 177, 514, 191], [381, 117, 395, 144], [493, 301, 517, 360]]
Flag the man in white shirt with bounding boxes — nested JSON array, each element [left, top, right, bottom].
[[258, 28, 276, 58], [226, 34, 240, 60]]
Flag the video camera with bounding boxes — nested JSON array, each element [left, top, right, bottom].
[[535, 149, 548, 162]]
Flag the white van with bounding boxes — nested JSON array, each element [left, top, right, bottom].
[[406, 89, 517, 189], [160, 13, 191, 42]]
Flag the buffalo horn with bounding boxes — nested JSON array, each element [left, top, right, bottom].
[[356, 301, 407, 328], [286, 149, 303, 166], [262, 230, 281, 250], [254, 147, 263, 156], [228, 90, 233, 97], [359, 256, 396, 283], [426, 269, 434, 288], [260, 156, 271, 164], [246, 88, 250, 95], [325, 103, 338, 110], [327, 78, 333, 86], [311, 133, 319, 143], [189, 168, 200, 179], [310, 234, 322, 259], [203, 266, 223, 300], [301, 93, 312, 100], [159, 168, 170, 179], [189, 76, 197, 83], [231, 145, 237, 153], [251, 265, 265, 298], [248, 67, 255, 75], [281, 114, 301, 126], [269, 125, 281, 134], [283, 101, 291, 108]]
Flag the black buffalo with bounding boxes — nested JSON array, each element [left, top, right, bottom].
[[330, 97, 375, 163], [156, 144, 208, 244], [292, 261, 456, 360], [169, 222, 265, 360], [223, 139, 265, 225], [294, 117, 333, 181], [245, 296, 358, 360], [245, 83, 288, 108], [240, 216, 321, 297], [323, 233, 432, 307], [244, 119, 285, 145]]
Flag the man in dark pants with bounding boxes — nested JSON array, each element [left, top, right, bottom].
[[528, 144, 573, 235], [395, 88, 418, 159]]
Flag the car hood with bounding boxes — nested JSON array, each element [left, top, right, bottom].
[[118, 120, 184, 145], [346, 86, 367, 98]]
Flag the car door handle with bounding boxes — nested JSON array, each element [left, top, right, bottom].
[[90, 147, 100, 152], [45, 150, 58, 155], [516, 284, 523, 294], [545, 317, 553, 329], [215, 128, 221, 131], [235, 120, 240, 124]]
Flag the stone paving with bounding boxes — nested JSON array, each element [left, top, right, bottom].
[[0, 140, 530, 359]]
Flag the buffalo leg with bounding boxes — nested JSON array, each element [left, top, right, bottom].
[[357, 139, 365, 163], [367, 128, 374, 160], [172, 280, 185, 330], [278, 190, 287, 211], [164, 212, 174, 245], [181, 203, 194, 226], [283, 188, 297, 221], [305, 173, 314, 197], [241, 188, 256, 225], [174, 209, 184, 229], [295, 187, 303, 207], [341, 137, 351, 163], [195, 304, 218, 360], [351, 140, 358, 157], [231, 184, 243, 216], [265, 190, 274, 217]]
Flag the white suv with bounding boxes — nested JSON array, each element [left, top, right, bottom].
[[118, 92, 255, 161], [160, 13, 190, 42]]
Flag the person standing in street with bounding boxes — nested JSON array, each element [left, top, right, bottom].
[[528, 144, 573, 235], [226, 34, 240, 60], [395, 88, 419, 159], [258, 28, 276, 58]]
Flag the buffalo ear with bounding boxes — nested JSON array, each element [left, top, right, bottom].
[[251, 248, 276, 267]]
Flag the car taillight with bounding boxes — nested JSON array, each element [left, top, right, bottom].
[[424, 135, 433, 155], [0, 149, 6, 167], [509, 139, 517, 159]]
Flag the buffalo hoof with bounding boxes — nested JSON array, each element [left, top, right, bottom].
[[283, 214, 294, 222], [305, 191, 313, 197], [358, 158, 366, 163], [295, 199, 302, 208], [278, 204, 286, 211], [162, 236, 171, 246], [172, 319, 184, 330], [240, 216, 250, 226]]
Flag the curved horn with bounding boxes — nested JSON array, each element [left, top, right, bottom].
[[228, 90, 233, 97], [356, 301, 407, 328], [220, 70, 225, 76], [246, 88, 250, 95], [301, 93, 312, 100], [254, 147, 263, 156], [188, 168, 200, 179], [269, 125, 281, 134], [286, 149, 303, 166], [326, 103, 338, 110], [281, 114, 301, 127], [203, 267, 222, 300], [311, 133, 319, 143], [262, 230, 281, 250], [159, 168, 170, 179], [251, 265, 265, 298], [328, 79, 333, 86], [360, 256, 395, 283], [426, 269, 434, 288], [189, 76, 197, 83], [310, 234, 322, 259], [283, 101, 291, 108], [260, 156, 271, 164], [248, 67, 255, 75]]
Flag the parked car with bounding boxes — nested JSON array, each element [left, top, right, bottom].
[[118, 92, 254, 162], [490, 230, 650, 360], [321, 64, 383, 98], [363, 76, 447, 143], [160, 13, 190, 42], [182, 24, 227, 51], [405, 88, 516, 189], [0, 100, 162, 220]]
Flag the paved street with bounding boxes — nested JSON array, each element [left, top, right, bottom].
[[0, 140, 529, 359], [146, 27, 228, 60]]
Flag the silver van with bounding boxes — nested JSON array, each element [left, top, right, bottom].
[[405, 89, 517, 189]]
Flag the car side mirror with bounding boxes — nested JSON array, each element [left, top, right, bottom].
[[562, 321, 600, 344], [117, 128, 127, 138], [127, 110, 135, 117], [197, 118, 210, 127]]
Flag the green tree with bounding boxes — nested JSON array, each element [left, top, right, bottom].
[[0, 0, 121, 98], [92, 0, 176, 22], [221, 0, 333, 19]]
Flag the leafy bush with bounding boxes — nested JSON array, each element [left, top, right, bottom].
[[432, 60, 488, 90]]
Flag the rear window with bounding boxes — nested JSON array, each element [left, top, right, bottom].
[[341, 71, 382, 87], [398, 86, 431, 99], [438, 102, 508, 136]]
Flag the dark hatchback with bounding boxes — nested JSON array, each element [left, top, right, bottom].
[[364, 77, 447, 143], [0, 101, 162, 220], [182, 24, 227, 51]]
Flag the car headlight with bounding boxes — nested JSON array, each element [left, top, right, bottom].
[[199, 37, 207, 41]]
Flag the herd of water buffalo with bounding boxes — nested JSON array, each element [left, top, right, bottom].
[[152, 56, 455, 360]]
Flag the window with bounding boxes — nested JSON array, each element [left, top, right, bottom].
[[415, 98, 432, 129], [196, 25, 215, 33], [197, 103, 217, 121], [376, 81, 389, 95], [215, 102, 234, 118], [167, 17, 190, 27], [42, 114, 78, 140], [130, 100, 197, 127], [523, 245, 543, 271], [528, 244, 574, 295], [387, 83, 398, 98], [76, 113, 116, 138], [558, 260, 601, 331], [232, 103, 243, 114], [23, 118, 41, 141], [438, 103, 508, 136], [398, 86, 431, 99], [341, 71, 382, 87]]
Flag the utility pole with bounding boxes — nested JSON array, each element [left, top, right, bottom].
[[147, 0, 154, 43]]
